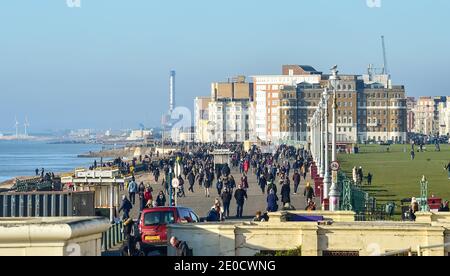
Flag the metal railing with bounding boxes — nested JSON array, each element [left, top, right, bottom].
[[380, 243, 450, 256], [101, 221, 124, 252]]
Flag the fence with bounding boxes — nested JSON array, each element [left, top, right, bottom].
[[101, 221, 124, 252], [381, 242, 450, 256], [337, 171, 394, 221], [0, 191, 95, 218]]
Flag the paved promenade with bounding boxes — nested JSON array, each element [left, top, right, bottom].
[[123, 168, 317, 221]]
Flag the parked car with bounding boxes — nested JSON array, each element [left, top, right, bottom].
[[137, 206, 200, 250]]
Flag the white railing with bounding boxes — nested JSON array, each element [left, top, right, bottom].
[[380, 242, 450, 256]]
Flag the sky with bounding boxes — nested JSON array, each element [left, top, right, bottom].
[[0, 0, 449, 133]]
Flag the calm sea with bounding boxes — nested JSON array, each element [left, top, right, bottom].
[[0, 140, 103, 183]]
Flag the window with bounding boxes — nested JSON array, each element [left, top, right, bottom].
[[144, 211, 176, 226]]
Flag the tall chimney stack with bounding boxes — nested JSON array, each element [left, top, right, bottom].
[[169, 70, 176, 114]]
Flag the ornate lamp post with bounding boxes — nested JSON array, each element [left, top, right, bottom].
[[420, 175, 429, 212], [323, 88, 331, 201], [319, 100, 325, 178], [329, 65, 341, 211]]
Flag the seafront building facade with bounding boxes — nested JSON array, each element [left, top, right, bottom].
[[438, 97, 450, 136], [195, 65, 408, 145], [195, 76, 254, 143], [407, 97, 417, 134], [413, 96, 447, 136], [251, 65, 407, 144]]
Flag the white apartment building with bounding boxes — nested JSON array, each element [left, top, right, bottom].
[[208, 99, 251, 143], [252, 65, 322, 143], [194, 97, 211, 143], [438, 97, 450, 136]]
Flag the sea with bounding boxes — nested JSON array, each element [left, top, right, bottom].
[[0, 140, 104, 183]]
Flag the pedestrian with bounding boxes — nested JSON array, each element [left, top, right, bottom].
[[259, 174, 267, 194], [266, 189, 279, 212], [177, 175, 186, 198], [409, 197, 419, 221], [221, 187, 232, 218], [303, 182, 315, 205], [234, 184, 248, 218], [187, 170, 195, 193], [35, 168, 39, 176], [367, 173, 373, 186], [445, 161, 450, 180], [411, 150, 415, 160], [292, 170, 301, 195], [267, 179, 277, 195], [156, 191, 166, 207], [128, 179, 138, 205], [305, 201, 317, 211], [118, 195, 133, 220], [241, 173, 249, 190], [170, 236, 193, 256], [216, 179, 223, 196], [439, 201, 450, 212], [121, 218, 137, 256], [281, 181, 291, 208]]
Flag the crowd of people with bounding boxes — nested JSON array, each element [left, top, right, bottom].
[[115, 143, 318, 222]]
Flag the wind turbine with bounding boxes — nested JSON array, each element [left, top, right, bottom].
[[24, 117, 30, 137], [14, 116, 20, 138]]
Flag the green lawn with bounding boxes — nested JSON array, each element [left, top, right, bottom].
[[338, 144, 450, 206]]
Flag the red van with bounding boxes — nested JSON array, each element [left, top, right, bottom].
[[138, 206, 200, 248]]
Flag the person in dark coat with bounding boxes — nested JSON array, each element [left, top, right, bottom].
[[234, 185, 248, 218], [170, 236, 193, 256], [292, 170, 301, 195], [267, 189, 279, 212], [259, 175, 267, 195], [281, 182, 291, 207], [156, 191, 166, 207], [119, 195, 133, 220], [303, 182, 315, 205], [187, 171, 195, 193], [221, 187, 232, 218]]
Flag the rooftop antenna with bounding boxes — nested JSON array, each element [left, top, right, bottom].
[[381, 35, 389, 75], [14, 116, 20, 138], [24, 117, 30, 137]]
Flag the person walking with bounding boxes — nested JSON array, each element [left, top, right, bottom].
[[221, 187, 232, 218], [128, 179, 138, 205], [234, 185, 248, 218], [281, 181, 291, 208], [266, 189, 279, 212], [259, 174, 267, 194], [267, 179, 277, 195], [156, 191, 166, 207], [204, 168, 214, 197], [138, 182, 146, 211], [367, 173, 373, 186], [216, 179, 223, 196], [118, 195, 133, 220], [292, 170, 301, 195], [411, 149, 415, 161], [241, 173, 249, 191], [303, 182, 315, 205], [445, 161, 450, 180], [187, 170, 195, 193]]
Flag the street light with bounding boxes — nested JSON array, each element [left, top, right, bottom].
[[329, 65, 341, 211], [319, 100, 325, 178], [323, 87, 331, 201]]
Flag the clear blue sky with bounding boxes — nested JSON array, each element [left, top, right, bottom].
[[0, 0, 449, 132]]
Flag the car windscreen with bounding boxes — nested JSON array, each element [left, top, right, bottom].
[[144, 211, 175, 226]]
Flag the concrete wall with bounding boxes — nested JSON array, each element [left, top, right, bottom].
[[0, 217, 110, 256], [168, 211, 450, 256]]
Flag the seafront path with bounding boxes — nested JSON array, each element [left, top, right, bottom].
[[121, 168, 316, 220]]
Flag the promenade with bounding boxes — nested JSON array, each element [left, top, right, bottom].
[[124, 167, 317, 221]]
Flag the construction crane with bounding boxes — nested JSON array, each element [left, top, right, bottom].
[[381, 35, 389, 75]]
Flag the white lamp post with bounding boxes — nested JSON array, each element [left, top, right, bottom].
[[323, 88, 331, 201], [329, 65, 341, 211], [319, 100, 325, 178]]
